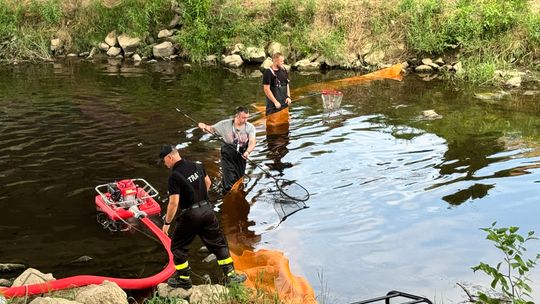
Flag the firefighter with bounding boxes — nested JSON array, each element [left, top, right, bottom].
[[159, 145, 247, 289]]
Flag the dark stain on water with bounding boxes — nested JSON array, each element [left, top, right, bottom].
[[1, 59, 540, 302]]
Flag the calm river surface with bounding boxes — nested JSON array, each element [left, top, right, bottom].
[[1, 59, 540, 303]]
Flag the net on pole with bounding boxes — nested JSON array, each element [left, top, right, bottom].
[[321, 90, 343, 111]]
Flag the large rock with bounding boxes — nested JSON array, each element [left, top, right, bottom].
[[189, 284, 228, 304], [266, 42, 285, 57], [50, 38, 63, 52], [157, 283, 191, 299], [105, 30, 117, 47], [98, 42, 110, 52], [118, 34, 140, 56], [153, 41, 174, 59], [294, 59, 320, 71], [106, 46, 121, 57], [243, 46, 266, 63], [0, 263, 26, 273], [505, 76, 521, 87], [415, 65, 433, 73], [157, 29, 174, 39], [222, 54, 243, 68], [74, 281, 127, 304], [204, 54, 218, 64], [363, 50, 385, 66], [260, 57, 273, 70], [227, 43, 244, 55], [29, 297, 81, 304], [12, 268, 55, 287]]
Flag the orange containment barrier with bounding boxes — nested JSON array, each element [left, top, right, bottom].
[[293, 63, 404, 96], [231, 250, 317, 304]]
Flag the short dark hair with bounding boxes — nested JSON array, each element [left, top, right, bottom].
[[235, 106, 249, 115]]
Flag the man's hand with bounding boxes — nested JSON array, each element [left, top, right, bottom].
[[285, 97, 292, 105], [274, 101, 282, 109], [242, 150, 250, 159], [162, 224, 170, 235]]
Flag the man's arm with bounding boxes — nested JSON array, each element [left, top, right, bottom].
[[286, 83, 292, 105], [263, 84, 281, 109], [204, 175, 211, 191], [162, 194, 180, 235], [198, 122, 216, 134], [243, 134, 256, 159]]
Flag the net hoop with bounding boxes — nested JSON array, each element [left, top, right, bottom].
[[321, 90, 343, 110], [275, 178, 310, 202]]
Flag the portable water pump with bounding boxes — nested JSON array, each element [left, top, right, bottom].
[[95, 178, 161, 231]]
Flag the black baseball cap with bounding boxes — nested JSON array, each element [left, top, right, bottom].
[[157, 145, 175, 164]]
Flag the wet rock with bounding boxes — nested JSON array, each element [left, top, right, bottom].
[[243, 46, 266, 63], [266, 42, 285, 57], [190, 285, 228, 304], [204, 54, 217, 64], [29, 297, 81, 304], [69, 256, 92, 264], [294, 59, 320, 71], [0, 278, 11, 287], [222, 54, 243, 68], [105, 31, 117, 47], [106, 47, 121, 57], [50, 38, 63, 52], [415, 65, 433, 73], [202, 253, 216, 263], [183, 63, 191, 68], [422, 110, 442, 119], [228, 43, 244, 55], [12, 268, 55, 287], [363, 50, 385, 66], [474, 91, 508, 100], [132, 54, 142, 62], [153, 41, 174, 59], [67, 53, 78, 57], [157, 282, 192, 299], [118, 34, 140, 56], [421, 58, 433, 65], [157, 29, 174, 39], [434, 57, 445, 65], [249, 70, 263, 78], [421, 74, 438, 81], [98, 42, 110, 52], [74, 280, 127, 304], [505, 76, 521, 87], [147, 59, 157, 63], [0, 263, 26, 273]]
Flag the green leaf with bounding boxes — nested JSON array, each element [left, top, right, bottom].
[[509, 226, 519, 233]]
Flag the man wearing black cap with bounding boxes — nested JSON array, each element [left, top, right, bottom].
[[159, 145, 246, 289]]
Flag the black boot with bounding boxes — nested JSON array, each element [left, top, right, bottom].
[[221, 263, 247, 285], [167, 267, 192, 289]]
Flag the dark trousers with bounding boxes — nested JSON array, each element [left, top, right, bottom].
[[220, 144, 247, 193], [170, 204, 230, 265]]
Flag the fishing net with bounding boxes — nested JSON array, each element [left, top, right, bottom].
[[321, 90, 343, 111], [275, 178, 310, 202]]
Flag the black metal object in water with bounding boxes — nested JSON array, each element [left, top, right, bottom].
[[351, 290, 433, 304]]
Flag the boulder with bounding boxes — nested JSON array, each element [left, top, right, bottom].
[[153, 41, 174, 59], [118, 34, 140, 56], [105, 30, 117, 47], [12, 268, 55, 287], [157, 29, 174, 39], [505, 76, 521, 87], [243, 46, 266, 63], [222, 54, 243, 68], [266, 42, 285, 57], [0, 263, 26, 273], [106, 47, 121, 57], [157, 283, 191, 299], [29, 297, 81, 304], [228, 43, 244, 55], [415, 65, 433, 73], [204, 55, 218, 64], [363, 50, 385, 66], [98, 42, 110, 52], [453, 61, 464, 75], [260, 57, 273, 70], [133, 54, 142, 62], [50, 38, 63, 52], [422, 110, 442, 119], [421, 58, 433, 65], [74, 281, 127, 304], [189, 284, 228, 304]]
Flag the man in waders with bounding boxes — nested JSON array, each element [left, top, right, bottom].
[[197, 106, 256, 193], [263, 52, 291, 116], [159, 145, 247, 288]]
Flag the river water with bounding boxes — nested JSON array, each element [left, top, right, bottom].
[[1, 59, 540, 303]]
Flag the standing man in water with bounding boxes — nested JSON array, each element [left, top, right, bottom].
[[159, 145, 247, 288], [197, 106, 256, 193], [263, 52, 291, 116]]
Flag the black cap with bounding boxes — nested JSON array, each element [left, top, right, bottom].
[[158, 145, 174, 163]]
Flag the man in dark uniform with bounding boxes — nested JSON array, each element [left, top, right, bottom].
[[263, 52, 291, 115], [159, 145, 246, 289]]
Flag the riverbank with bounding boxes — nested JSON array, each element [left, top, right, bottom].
[[1, 0, 539, 85]]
